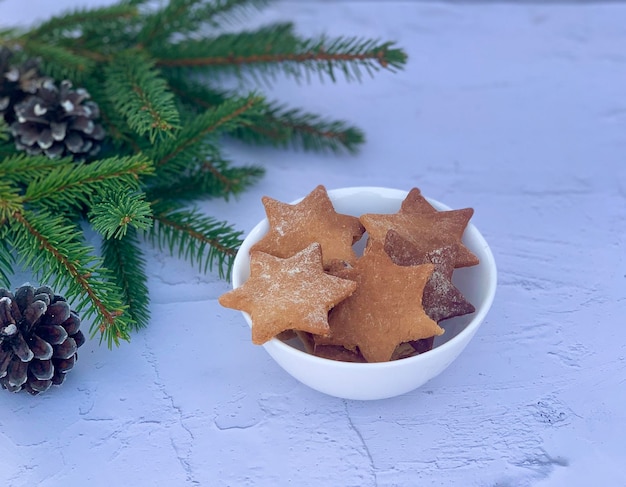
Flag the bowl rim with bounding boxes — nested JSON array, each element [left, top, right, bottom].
[[231, 185, 497, 369]]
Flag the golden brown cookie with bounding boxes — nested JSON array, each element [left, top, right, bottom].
[[250, 185, 365, 268], [396, 187, 437, 214], [360, 187, 479, 268], [219, 243, 357, 345], [384, 231, 476, 323], [319, 246, 444, 363]]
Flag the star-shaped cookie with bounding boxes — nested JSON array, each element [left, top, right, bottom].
[[250, 185, 365, 268], [219, 243, 357, 345], [360, 187, 479, 268], [384, 231, 476, 323], [318, 246, 444, 363]]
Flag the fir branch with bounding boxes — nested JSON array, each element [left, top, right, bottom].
[[28, 5, 139, 42], [136, 0, 198, 46], [166, 78, 365, 153], [155, 22, 298, 76], [81, 80, 142, 151], [234, 102, 365, 154], [146, 160, 264, 203], [89, 190, 152, 240], [156, 26, 407, 82], [0, 178, 15, 289], [119, 0, 151, 6], [23, 155, 154, 211], [137, 0, 267, 47], [19, 41, 95, 83], [0, 154, 74, 185], [0, 230, 13, 289], [101, 229, 150, 330], [104, 50, 180, 143], [193, 0, 269, 27], [142, 110, 265, 200], [9, 210, 131, 347], [151, 94, 263, 172], [61, 15, 143, 57], [164, 74, 227, 113], [148, 202, 243, 279], [0, 179, 23, 223]]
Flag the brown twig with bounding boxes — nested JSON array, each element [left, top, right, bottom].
[[152, 213, 237, 257], [156, 96, 259, 168], [156, 50, 389, 68]]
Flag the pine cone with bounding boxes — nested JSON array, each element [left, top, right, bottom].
[[11, 79, 105, 160], [0, 285, 85, 395], [0, 47, 41, 123]]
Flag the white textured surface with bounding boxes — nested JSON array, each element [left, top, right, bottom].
[[1, 1, 626, 486]]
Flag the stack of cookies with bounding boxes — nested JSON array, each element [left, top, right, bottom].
[[219, 185, 479, 363]]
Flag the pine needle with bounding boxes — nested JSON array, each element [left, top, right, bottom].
[[138, 0, 268, 45], [23, 155, 154, 211], [0, 154, 74, 185], [166, 79, 365, 153], [151, 94, 264, 174], [89, 190, 153, 240], [104, 50, 180, 143], [156, 26, 407, 83], [146, 162, 264, 203], [9, 210, 132, 347], [0, 231, 13, 289], [20, 41, 95, 83], [148, 202, 243, 279], [101, 229, 150, 331], [0, 179, 23, 222], [28, 4, 139, 41], [234, 102, 366, 154]]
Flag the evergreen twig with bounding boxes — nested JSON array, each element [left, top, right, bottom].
[[148, 202, 243, 279], [156, 26, 406, 83], [101, 229, 150, 331], [20, 41, 95, 83], [89, 190, 152, 240], [104, 50, 180, 143], [138, 0, 268, 47], [167, 77, 364, 153], [28, 5, 139, 41], [0, 229, 13, 289], [151, 94, 263, 173], [9, 210, 131, 346], [146, 160, 264, 203], [235, 103, 366, 154], [23, 155, 154, 211], [0, 154, 76, 185]]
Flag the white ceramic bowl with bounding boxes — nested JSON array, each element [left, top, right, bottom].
[[231, 187, 497, 400]]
